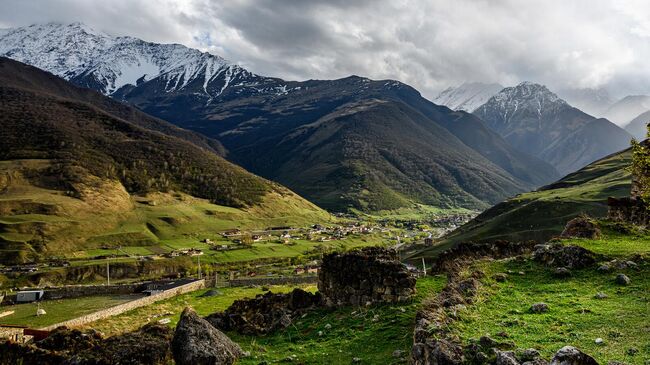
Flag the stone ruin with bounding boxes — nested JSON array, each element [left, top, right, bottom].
[[318, 247, 416, 307], [608, 143, 649, 226], [206, 288, 321, 335]]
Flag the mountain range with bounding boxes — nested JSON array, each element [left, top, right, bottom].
[[474, 82, 632, 175], [0, 22, 563, 212]]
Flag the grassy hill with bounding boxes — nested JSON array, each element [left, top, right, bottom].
[[412, 148, 632, 257], [0, 58, 329, 264]]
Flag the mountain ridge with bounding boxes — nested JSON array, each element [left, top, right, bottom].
[[474, 82, 632, 175]]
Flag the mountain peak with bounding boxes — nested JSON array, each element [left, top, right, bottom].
[[484, 82, 566, 116], [0, 22, 240, 96], [433, 82, 503, 112]]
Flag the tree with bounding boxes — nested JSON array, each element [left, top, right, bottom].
[[630, 123, 650, 205]]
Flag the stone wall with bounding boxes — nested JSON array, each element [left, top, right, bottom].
[[39, 279, 205, 331], [318, 247, 416, 307]]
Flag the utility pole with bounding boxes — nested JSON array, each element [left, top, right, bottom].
[[197, 255, 201, 280], [421, 257, 427, 276], [106, 260, 110, 286]]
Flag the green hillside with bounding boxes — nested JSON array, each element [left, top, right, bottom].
[[414, 149, 632, 257], [0, 58, 330, 264]]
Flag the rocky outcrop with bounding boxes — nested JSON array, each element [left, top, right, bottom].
[[411, 270, 484, 365], [172, 307, 243, 365], [206, 288, 320, 335], [318, 247, 416, 306], [68, 323, 173, 364], [533, 243, 597, 269], [427, 241, 537, 273], [0, 323, 173, 365], [560, 215, 601, 239], [550, 346, 598, 365]]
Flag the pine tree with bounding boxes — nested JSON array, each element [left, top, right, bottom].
[[630, 123, 650, 205]]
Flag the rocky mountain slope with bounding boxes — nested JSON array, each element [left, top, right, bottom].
[[0, 57, 327, 263], [474, 82, 632, 175], [0, 23, 560, 212], [432, 82, 503, 112]]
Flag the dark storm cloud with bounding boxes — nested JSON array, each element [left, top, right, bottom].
[[1, 0, 650, 98]]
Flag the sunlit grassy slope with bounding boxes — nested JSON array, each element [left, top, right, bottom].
[[413, 149, 632, 259], [0, 159, 330, 264], [451, 230, 649, 364]]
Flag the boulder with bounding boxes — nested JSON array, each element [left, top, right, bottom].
[[172, 307, 243, 365], [530, 303, 549, 313], [496, 350, 520, 365], [594, 292, 608, 299], [553, 267, 571, 278], [560, 215, 601, 239], [533, 243, 596, 269], [615, 274, 631, 286], [518, 348, 541, 362], [494, 273, 509, 282], [550, 346, 598, 365]]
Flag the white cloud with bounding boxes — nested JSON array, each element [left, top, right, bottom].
[[1, 0, 650, 98]]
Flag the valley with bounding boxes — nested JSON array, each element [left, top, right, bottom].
[[0, 14, 648, 365]]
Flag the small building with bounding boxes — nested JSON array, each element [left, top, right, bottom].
[[424, 238, 433, 245], [16, 290, 44, 303]]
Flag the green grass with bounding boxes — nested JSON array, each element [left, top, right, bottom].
[[85, 284, 315, 336], [413, 149, 633, 260], [80, 277, 446, 363], [448, 232, 649, 364], [230, 276, 446, 364], [0, 295, 137, 328]]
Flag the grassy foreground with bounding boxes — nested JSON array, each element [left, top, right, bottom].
[[448, 231, 649, 364]]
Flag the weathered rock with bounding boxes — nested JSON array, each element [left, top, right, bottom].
[[172, 307, 243, 365], [494, 273, 509, 282], [530, 303, 549, 313], [69, 323, 173, 365], [412, 339, 464, 365], [533, 243, 596, 269], [0, 340, 68, 365], [206, 288, 320, 335], [594, 292, 608, 299], [496, 350, 520, 365], [36, 327, 102, 353], [523, 359, 550, 365], [519, 348, 541, 362], [319, 247, 416, 307], [615, 274, 630, 286], [560, 215, 601, 239], [553, 267, 572, 278], [550, 346, 598, 365]]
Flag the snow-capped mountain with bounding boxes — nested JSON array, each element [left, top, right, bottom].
[[474, 82, 631, 175], [0, 22, 284, 98], [432, 82, 503, 112]]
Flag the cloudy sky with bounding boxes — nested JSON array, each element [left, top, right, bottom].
[[1, 0, 650, 99]]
